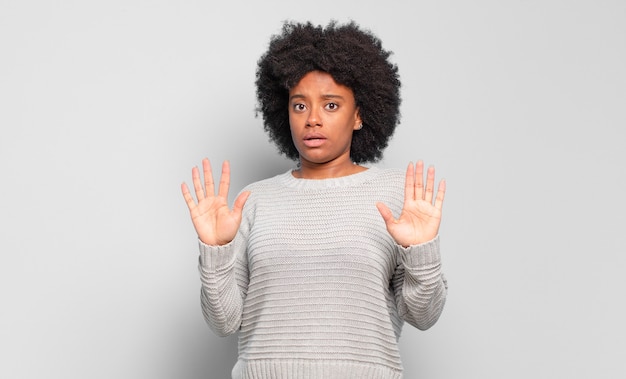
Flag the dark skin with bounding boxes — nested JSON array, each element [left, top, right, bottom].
[[288, 70, 365, 179], [182, 71, 446, 248]]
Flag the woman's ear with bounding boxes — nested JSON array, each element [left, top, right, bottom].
[[353, 110, 363, 130]]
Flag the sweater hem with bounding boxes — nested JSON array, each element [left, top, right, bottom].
[[232, 358, 403, 379]]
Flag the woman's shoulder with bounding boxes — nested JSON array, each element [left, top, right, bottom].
[[367, 166, 405, 187], [241, 170, 292, 193]]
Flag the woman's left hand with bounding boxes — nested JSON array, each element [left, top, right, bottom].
[[376, 161, 446, 247]]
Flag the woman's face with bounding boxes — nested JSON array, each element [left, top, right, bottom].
[[288, 70, 362, 170]]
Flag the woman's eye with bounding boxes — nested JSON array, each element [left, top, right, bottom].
[[325, 102, 338, 111], [293, 103, 306, 112]]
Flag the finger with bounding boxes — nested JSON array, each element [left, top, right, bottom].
[[404, 162, 415, 202], [434, 179, 446, 210], [202, 158, 215, 196], [217, 160, 231, 199], [181, 182, 197, 211], [191, 165, 205, 201], [425, 165, 436, 203], [376, 202, 396, 225], [232, 191, 251, 215], [415, 160, 425, 199]]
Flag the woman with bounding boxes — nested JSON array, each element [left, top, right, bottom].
[[182, 21, 447, 379]]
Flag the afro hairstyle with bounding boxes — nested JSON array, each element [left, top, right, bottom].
[[255, 20, 401, 163]]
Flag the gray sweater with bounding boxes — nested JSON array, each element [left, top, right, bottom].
[[198, 167, 447, 379]]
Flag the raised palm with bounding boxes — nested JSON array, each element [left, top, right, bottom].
[[181, 159, 250, 246], [376, 161, 446, 247]]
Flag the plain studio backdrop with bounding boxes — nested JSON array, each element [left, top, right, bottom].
[[1, 1, 624, 378]]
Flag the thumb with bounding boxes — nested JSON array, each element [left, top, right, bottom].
[[376, 202, 395, 225], [232, 191, 251, 215]]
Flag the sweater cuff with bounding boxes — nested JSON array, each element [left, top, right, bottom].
[[399, 235, 441, 268], [198, 239, 236, 271]]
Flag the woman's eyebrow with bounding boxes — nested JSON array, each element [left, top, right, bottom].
[[321, 94, 345, 100], [289, 94, 306, 101], [289, 93, 345, 101]]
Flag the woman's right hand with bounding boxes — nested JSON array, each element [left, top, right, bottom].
[[181, 159, 250, 246]]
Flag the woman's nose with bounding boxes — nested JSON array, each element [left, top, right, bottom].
[[306, 107, 321, 127]]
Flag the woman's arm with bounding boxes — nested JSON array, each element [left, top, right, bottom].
[[378, 161, 448, 328], [182, 158, 251, 336], [198, 236, 249, 336], [392, 237, 447, 330]]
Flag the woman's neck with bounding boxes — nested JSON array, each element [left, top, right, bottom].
[[292, 160, 368, 179]]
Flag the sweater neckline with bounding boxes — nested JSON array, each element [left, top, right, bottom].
[[278, 166, 380, 189]]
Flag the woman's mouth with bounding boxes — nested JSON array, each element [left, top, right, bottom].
[[303, 133, 326, 147]]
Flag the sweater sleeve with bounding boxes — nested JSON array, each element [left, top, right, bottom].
[[392, 235, 448, 330], [197, 232, 249, 337]]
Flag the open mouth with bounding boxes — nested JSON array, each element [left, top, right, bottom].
[[303, 134, 326, 147]]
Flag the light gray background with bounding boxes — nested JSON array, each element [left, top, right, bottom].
[[1, 1, 624, 378]]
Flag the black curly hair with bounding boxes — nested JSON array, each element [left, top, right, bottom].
[[255, 20, 401, 163]]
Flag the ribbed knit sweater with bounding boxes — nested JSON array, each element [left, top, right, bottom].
[[198, 167, 447, 379]]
